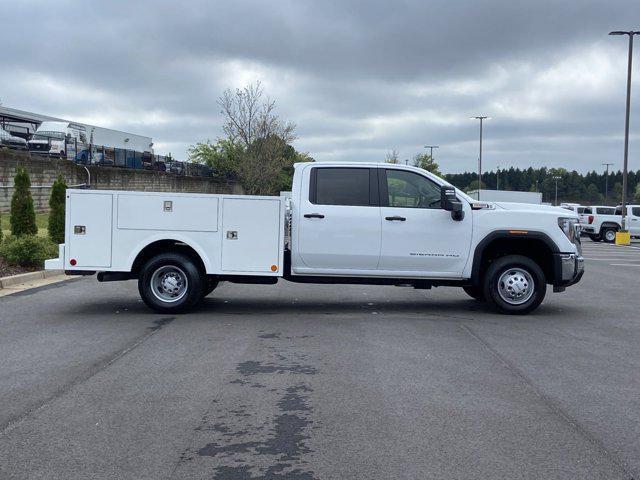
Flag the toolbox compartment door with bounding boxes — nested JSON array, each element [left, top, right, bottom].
[[221, 198, 281, 273], [68, 193, 113, 268]]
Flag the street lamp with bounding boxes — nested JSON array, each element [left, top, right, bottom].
[[602, 162, 614, 204], [424, 145, 439, 161], [496, 165, 500, 190], [609, 30, 639, 230], [553, 176, 561, 206], [471, 116, 489, 200]]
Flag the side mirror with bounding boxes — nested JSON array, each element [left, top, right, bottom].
[[440, 185, 465, 221]]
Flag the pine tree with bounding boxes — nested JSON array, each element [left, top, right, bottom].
[[48, 174, 67, 244], [10, 166, 37, 237]]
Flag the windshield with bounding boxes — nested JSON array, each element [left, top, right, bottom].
[[32, 131, 65, 141]]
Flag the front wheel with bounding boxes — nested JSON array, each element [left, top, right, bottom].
[[482, 255, 546, 315], [138, 252, 204, 313]]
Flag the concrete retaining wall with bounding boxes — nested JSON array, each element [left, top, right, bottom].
[[0, 150, 243, 212]]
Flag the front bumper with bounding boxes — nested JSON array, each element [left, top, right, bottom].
[[553, 252, 584, 289]]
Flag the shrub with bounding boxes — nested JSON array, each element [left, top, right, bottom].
[[10, 166, 37, 237], [0, 235, 58, 268], [48, 174, 67, 244]]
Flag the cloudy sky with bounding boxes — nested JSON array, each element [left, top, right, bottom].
[[1, 0, 639, 173]]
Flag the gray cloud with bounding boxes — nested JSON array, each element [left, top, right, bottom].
[[1, 0, 639, 172]]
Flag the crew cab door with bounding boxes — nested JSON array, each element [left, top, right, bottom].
[[295, 166, 381, 272], [629, 206, 640, 236], [378, 168, 472, 277]]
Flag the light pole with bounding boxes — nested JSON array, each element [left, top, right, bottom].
[[496, 165, 500, 190], [553, 176, 561, 206], [424, 145, 439, 160], [602, 162, 614, 204], [471, 116, 489, 199], [609, 30, 639, 230]]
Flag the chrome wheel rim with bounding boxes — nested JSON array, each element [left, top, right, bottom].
[[150, 265, 188, 303], [497, 267, 534, 305], [605, 230, 616, 241]]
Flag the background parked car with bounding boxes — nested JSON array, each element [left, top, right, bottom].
[[0, 127, 28, 150]]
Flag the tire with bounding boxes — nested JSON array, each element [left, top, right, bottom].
[[138, 252, 204, 313], [482, 255, 547, 315], [601, 227, 617, 243], [202, 277, 219, 298], [588, 234, 601, 242], [463, 285, 485, 301]]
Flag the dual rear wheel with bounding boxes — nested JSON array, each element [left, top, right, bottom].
[[138, 253, 217, 313]]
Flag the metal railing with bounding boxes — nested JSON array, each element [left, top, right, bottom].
[[27, 138, 215, 178]]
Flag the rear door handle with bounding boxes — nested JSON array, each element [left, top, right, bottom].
[[304, 213, 325, 219], [385, 216, 406, 221]]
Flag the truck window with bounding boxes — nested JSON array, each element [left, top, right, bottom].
[[632, 207, 640, 217], [596, 207, 615, 215], [384, 170, 441, 208], [311, 168, 371, 206], [578, 207, 592, 214]]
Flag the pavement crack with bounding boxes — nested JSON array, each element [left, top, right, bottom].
[[0, 317, 171, 436], [460, 323, 635, 480]]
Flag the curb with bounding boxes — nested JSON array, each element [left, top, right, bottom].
[[0, 270, 64, 289]]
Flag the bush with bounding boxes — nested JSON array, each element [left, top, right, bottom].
[[48, 174, 67, 244], [10, 166, 37, 237], [0, 235, 58, 268]]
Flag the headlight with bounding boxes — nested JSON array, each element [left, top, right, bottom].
[[558, 217, 578, 242]]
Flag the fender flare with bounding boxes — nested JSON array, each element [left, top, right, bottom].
[[125, 234, 212, 273], [471, 230, 560, 286]]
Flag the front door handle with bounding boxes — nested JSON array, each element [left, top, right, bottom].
[[304, 213, 325, 219], [385, 216, 406, 221]]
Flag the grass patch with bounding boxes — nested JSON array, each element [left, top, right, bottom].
[[0, 212, 50, 238], [36, 212, 49, 237]]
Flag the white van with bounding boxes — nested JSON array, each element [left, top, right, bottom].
[[28, 121, 88, 160]]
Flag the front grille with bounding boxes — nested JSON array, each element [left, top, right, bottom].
[[29, 143, 49, 151]]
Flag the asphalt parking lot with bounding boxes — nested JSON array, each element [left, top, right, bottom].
[[1, 240, 640, 480]]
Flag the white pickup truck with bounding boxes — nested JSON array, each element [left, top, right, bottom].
[[45, 162, 584, 315], [580, 205, 640, 242]]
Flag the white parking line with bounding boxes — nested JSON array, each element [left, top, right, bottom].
[[585, 258, 640, 261], [609, 263, 640, 267]]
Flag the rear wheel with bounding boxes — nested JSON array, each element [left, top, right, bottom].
[[463, 285, 484, 301], [482, 255, 546, 315], [602, 227, 617, 243], [138, 252, 204, 313]]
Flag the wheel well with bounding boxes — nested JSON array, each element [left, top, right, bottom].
[[475, 237, 555, 285], [600, 222, 620, 232], [131, 240, 206, 276]]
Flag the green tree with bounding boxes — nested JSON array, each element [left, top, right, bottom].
[[612, 182, 623, 205], [10, 166, 37, 237], [584, 183, 603, 204], [48, 174, 67, 244], [633, 183, 640, 203], [413, 153, 442, 177], [189, 138, 245, 179], [465, 179, 486, 193]]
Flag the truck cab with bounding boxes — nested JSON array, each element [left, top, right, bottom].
[[28, 121, 88, 160], [45, 162, 584, 315]]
